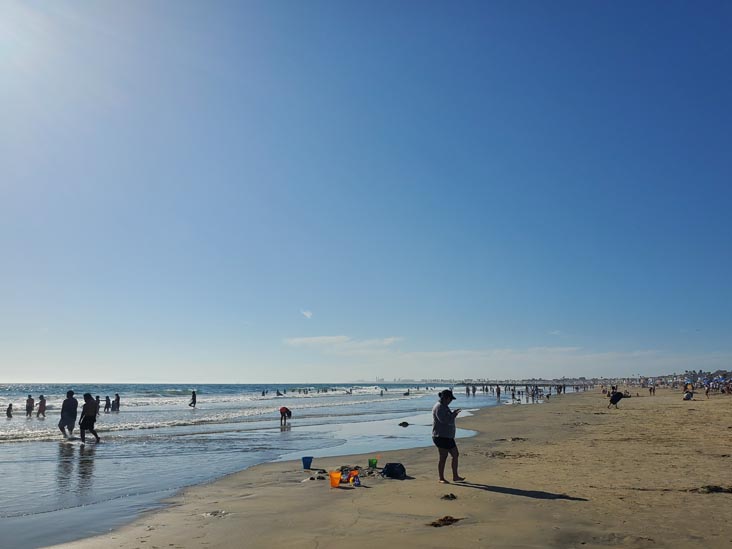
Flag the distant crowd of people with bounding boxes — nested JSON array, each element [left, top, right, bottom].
[[4, 391, 123, 444], [459, 383, 591, 401]]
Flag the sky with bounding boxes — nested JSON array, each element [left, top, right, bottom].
[[1, 1, 730, 383]]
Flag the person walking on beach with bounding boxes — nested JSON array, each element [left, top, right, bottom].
[[279, 406, 292, 425], [6, 403, 12, 418], [608, 390, 624, 409], [37, 395, 47, 418], [59, 390, 78, 438], [104, 396, 111, 413], [26, 395, 35, 417], [79, 393, 101, 444], [189, 390, 197, 408], [432, 389, 464, 484]]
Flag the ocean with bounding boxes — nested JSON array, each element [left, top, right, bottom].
[[0, 382, 518, 548]]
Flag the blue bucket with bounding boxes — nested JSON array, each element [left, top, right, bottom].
[[302, 456, 314, 469]]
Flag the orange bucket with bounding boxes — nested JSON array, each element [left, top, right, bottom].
[[329, 471, 342, 488]]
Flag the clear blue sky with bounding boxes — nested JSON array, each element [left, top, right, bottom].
[[1, 1, 730, 383]]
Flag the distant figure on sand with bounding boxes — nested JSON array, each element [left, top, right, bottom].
[[104, 396, 111, 413], [26, 395, 34, 417], [279, 406, 292, 425], [79, 393, 100, 444], [189, 390, 197, 408], [6, 403, 12, 418], [37, 395, 46, 418], [608, 390, 624, 409], [59, 390, 78, 438], [432, 390, 464, 483]]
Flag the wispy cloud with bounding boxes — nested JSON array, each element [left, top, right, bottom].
[[300, 310, 313, 319], [286, 336, 350, 347], [282, 335, 732, 379], [548, 330, 562, 336], [285, 335, 402, 354]]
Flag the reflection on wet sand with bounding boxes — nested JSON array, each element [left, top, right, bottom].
[[57, 442, 75, 493], [78, 444, 96, 492], [56, 442, 98, 495]]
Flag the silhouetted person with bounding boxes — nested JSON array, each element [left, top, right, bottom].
[[112, 393, 120, 412], [25, 395, 34, 417], [104, 396, 111, 413], [189, 390, 196, 408], [608, 390, 624, 409], [6, 403, 12, 418], [79, 393, 100, 444], [37, 395, 46, 418], [95, 395, 101, 410], [59, 390, 78, 438]]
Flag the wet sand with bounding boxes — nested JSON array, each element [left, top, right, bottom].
[[49, 388, 732, 548]]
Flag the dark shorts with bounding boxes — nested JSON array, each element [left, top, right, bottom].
[[80, 417, 96, 430], [59, 416, 75, 429], [432, 436, 457, 450]]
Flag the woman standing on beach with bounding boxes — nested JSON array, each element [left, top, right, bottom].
[[432, 390, 464, 483]]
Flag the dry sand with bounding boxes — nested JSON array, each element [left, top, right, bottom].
[[50, 388, 732, 548]]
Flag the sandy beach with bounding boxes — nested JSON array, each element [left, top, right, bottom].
[[50, 388, 732, 549]]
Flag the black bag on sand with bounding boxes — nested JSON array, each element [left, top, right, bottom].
[[381, 463, 407, 479]]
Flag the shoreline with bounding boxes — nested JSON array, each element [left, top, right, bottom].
[[3, 386, 480, 547], [49, 388, 732, 548]]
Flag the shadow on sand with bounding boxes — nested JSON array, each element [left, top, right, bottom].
[[457, 482, 588, 501]]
